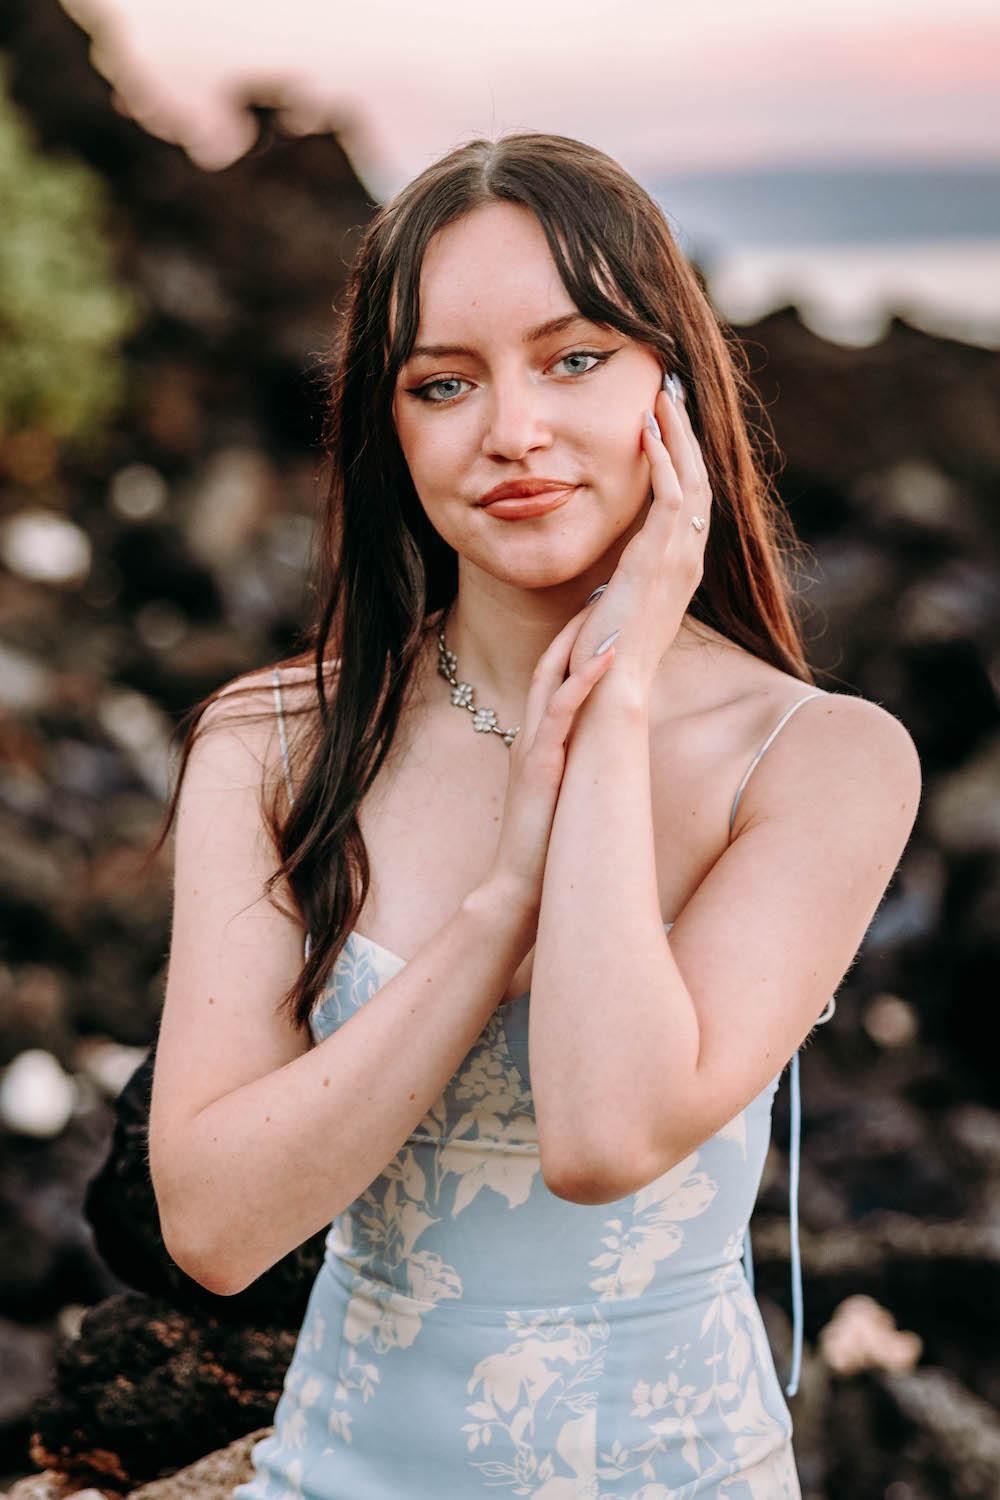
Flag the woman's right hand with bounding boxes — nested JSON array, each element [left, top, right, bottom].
[[483, 595, 617, 921]]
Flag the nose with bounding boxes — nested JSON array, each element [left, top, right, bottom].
[[481, 371, 552, 461]]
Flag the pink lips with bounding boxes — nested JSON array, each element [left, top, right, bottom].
[[481, 486, 577, 520]]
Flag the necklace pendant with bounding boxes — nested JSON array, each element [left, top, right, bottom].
[[436, 619, 517, 748], [472, 706, 498, 733]]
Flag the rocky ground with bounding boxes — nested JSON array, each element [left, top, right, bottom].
[[1, 2, 998, 1498]]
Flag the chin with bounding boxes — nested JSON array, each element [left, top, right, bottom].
[[484, 530, 614, 584]]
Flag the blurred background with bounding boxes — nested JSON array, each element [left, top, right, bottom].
[[0, 2, 997, 1497]]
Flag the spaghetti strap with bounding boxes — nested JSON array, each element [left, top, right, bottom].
[[728, 691, 826, 836], [728, 688, 836, 1398], [271, 667, 312, 962], [271, 667, 296, 807]]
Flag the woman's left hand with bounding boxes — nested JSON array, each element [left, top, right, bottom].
[[567, 374, 713, 705]]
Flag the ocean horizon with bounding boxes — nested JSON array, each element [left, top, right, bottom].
[[650, 163, 1000, 348]]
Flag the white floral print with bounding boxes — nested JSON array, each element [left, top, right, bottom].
[[234, 930, 799, 1500], [587, 1155, 719, 1302]]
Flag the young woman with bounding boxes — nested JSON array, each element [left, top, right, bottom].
[[149, 132, 920, 1497]]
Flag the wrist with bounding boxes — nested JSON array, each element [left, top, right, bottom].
[[585, 669, 651, 723], [465, 874, 539, 932]]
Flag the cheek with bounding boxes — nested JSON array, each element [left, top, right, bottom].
[[592, 421, 646, 508], [398, 418, 461, 493]]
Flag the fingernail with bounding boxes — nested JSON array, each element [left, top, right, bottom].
[[593, 628, 621, 656], [644, 408, 661, 440], [662, 371, 680, 406], [585, 584, 608, 605]]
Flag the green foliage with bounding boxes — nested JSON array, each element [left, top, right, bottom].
[[0, 55, 141, 446]]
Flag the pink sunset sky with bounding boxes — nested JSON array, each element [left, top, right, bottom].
[[63, 0, 1000, 197]]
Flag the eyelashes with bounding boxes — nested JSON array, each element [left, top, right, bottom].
[[409, 376, 469, 406], [407, 348, 618, 406]]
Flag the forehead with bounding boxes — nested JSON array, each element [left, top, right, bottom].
[[422, 200, 557, 278], [405, 203, 578, 347]]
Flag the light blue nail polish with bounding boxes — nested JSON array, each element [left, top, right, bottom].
[[593, 628, 621, 656], [645, 408, 661, 440], [662, 372, 679, 406]]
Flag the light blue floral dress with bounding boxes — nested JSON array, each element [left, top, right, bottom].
[[233, 684, 835, 1499]]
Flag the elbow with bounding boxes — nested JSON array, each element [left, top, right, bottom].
[[157, 1193, 251, 1297], [541, 1140, 672, 1205], [152, 1146, 251, 1296], [160, 1216, 234, 1296], [544, 1170, 627, 1206], [164, 1226, 251, 1297]]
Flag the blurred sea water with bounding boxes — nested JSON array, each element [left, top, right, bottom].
[[651, 164, 1000, 347]]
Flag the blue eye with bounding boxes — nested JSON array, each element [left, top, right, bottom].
[[409, 348, 616, 406], [555, 351, 606, 376], [412, 376, 471, 405]]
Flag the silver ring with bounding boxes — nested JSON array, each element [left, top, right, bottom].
[[691, 515, 706, 532]]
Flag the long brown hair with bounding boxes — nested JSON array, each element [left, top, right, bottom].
[[150, 130, 816, 1030]]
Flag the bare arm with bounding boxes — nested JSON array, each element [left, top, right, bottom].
[[149, 676, 535, 1297], [531, 686, 920, 1203], [164, 885, 530, 1297], [529, 688, 697, 1198]]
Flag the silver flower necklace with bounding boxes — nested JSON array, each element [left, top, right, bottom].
[[436, 611, 521, 748], [435, 583, 612, 749]]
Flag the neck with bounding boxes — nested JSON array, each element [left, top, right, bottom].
[[426, 581, 708, 735], [440, 591, 579, 717]]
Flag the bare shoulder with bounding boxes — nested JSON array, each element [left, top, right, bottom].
[[692, 623, 918, 777], [755, 675, 920, 790], [733, 671, 922, 851], [210, 658, 339, 721], [665, 622, 922, 848], [192, 658, 339, 787]]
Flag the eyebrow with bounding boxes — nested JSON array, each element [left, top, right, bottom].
[[404, 312, 600, 364]]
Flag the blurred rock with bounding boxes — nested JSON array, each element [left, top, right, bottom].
[[0, 1317, 54, 1434], [0, 647, 55, 713], [0, 967, 71, 1067], [924, 733, 1000, 854], [863, 993, 919, 1049], [5, 1426, 269, 1498], [24, 1294, 294, 1493], [0, 1051, 76, 1139], [819, 1293, 923, 1375], [107, 466, 168, 525], [896, 559, 998, 646], [72, 1042, 148, 1104], [875, 1367, 1000, 1500], [181, 448, 277, 565], [92, 693, 172, 801], [0, 514, 91, 588]]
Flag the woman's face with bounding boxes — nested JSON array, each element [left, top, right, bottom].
[[391, 201, 664, 591]]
